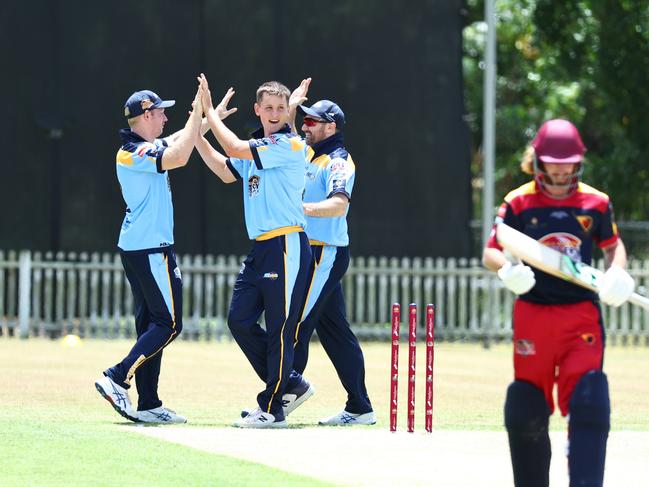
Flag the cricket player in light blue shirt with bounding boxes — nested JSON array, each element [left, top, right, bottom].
[[195, 74, 312, 428], [286, 94, 375, 426], [95, 85, 204, 425]]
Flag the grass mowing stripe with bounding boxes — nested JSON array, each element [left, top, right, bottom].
[[0, 419, 337, 487]]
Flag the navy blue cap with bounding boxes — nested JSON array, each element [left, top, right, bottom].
[[124, 90, 175, 118], [298, 100, 345, 127]]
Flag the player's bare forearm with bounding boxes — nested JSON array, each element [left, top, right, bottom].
[[205, 108, 252, 159], [303, 194, 348, 217], [603, 239, 628, 269], [482, 247, 508, 272], [288, 77, 311, 133], [162, 128, 184, 145], [200, 117, 211, 136], [288, 110, 298, 134], [195, 136, 236, 183], [163, 116, 210, 146], [161, 98, 203, 170]]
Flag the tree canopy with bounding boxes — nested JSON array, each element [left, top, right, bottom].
[[464, 0, 649, 219]]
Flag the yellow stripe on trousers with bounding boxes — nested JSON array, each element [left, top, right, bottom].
[[128, 254, 178, 379], [267, 236, 289, 413]]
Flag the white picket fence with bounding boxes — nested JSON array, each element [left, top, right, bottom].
[[1, 250, 648, 344]]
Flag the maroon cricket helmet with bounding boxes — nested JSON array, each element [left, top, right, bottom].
[[532, 119, 586, 163]]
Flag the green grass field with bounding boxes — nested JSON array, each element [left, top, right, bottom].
[[1, 338, 648, 486]]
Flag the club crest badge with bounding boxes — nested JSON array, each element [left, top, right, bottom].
[[332, 179, 346, 190], [515, 339, 536, 356], [140, 99, 154, 111], [248, 175, 261, 197], [581, 333, 596, 345], [576, 215, 594, 233]]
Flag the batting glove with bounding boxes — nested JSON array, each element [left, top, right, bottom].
[[497, 261, 536, 295], [598, 265, 635, 307]]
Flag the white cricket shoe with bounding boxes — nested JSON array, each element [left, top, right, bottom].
[[138, 406, 187, 424], [282, 380, 315, 416], [95, 375, 138, 422], [239, 380, 315, 418], [235, 407, 287, 429], [318, 410, 377, 426]]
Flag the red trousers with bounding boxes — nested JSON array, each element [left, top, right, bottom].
[[512, 300, 604, 416]]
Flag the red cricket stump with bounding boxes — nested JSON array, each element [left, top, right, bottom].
[[425, 304, 435, 433], [389, 303, 401, 432], [407, 303, 417, 433]]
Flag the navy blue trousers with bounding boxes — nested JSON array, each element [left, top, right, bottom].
[[228, 231, 312, 418], [290, 245, 372, 414], [106, 248, 182, 411]]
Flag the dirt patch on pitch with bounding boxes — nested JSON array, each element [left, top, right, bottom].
[[133, 427, 649, 486]]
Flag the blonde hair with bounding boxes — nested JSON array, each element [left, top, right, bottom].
[[256, 81, 290, 103], [520, 145, 535, 175]]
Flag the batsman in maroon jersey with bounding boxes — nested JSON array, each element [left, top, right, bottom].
[[483, 119, 635, 487]]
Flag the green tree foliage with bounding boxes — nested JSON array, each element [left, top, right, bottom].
[[464, 0, 649, 218]]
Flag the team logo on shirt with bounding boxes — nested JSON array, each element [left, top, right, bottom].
[[539, 232, 582, 262], [137, 143, 156, 157], [248, 175, 261, 197], [576, 215, 594, 233], [581, 333, 596, 345], [174, 267, 182, 280], [330, 160, 346, 173], [332, 179, 346, 190], [258, 135, 278, 145], [550, 210, 569, 219], [515, 339, 536, 356]]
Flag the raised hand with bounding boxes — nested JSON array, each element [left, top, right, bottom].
[[191, 83, 204, 117], [215, 87, 238, 120], [290, 77, 311, 111], [198, 73, 213, 112]]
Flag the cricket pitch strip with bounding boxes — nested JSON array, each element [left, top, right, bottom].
[[133, 427, 649, 486]]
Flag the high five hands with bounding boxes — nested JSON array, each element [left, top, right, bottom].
[[198, 73, 238, 121]]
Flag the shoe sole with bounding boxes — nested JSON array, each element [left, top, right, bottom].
[[239, 384, 317, 419], [318, 412, 377, 426], [318, 419, 377, 426], [138, 415, 188, 425], [95, 381, 140, 423], [234, 420, 288, 429], [138, 419, 187, 425], [284, 385, 316, 416]]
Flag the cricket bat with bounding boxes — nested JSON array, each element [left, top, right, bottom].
[[496, 222, 649, 310]]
